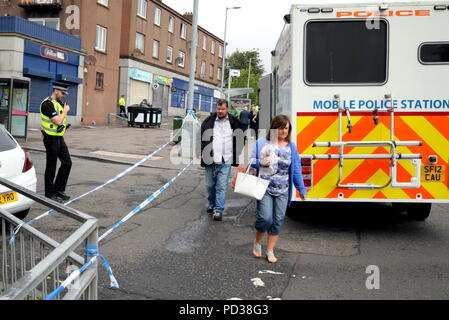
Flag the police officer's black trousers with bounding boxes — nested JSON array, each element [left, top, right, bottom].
[[42, 133, 72, 198]]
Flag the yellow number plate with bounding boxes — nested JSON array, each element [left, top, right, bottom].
[[0, 192, 18, 205], [422, 165, 445, 182]]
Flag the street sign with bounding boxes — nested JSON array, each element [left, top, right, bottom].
[[230, 69, 241, 77]]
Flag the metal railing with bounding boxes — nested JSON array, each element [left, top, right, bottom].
[[0, 177, 98, 300]]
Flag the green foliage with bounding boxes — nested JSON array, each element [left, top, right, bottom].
[[225, 49, 265, 105]]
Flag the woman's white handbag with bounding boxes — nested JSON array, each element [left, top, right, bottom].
[[234, 160, 270, 201]]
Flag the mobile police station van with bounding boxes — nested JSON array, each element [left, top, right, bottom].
[[259, 1, 449, 220]]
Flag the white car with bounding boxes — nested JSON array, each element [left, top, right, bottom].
[[0, 125, 37, 220]]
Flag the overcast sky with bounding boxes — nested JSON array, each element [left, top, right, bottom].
[[162, 0, 434, 75]]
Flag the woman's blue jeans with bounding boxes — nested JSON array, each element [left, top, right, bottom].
[[255, 192, 289, 236], [205, 164, 233, 213]]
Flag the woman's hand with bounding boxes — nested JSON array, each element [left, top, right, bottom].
[[260, 157, 271, 167]]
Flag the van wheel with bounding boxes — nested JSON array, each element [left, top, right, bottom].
[[14, 209, 30, 221], [406, 203, 432, 221]]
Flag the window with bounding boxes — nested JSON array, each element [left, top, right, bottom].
[[211, 40, 215, 55], [0, 128, 17, 152], [29, 18, 60, 30], [97, 0, 108, 7], [200, 61, 206, 77], [166, 46, 173, 63], [218, 45, 223, 58], [135, 32, 145, 53], [202, 36, 207, 50], [95, 25, 107, 52], [137, 0, 147, 19], [217, 67, 222, 81], [168, 16, 174, 33], [420, 43, 449, 64], [153, 40, 159, 58], [154, 7, 161, 26], [210, 64, 214, 79], [178, 51, 185, 67], [305, 20, 388, 85], [180, 23, 186, 39], [96, 72, 104, 90]]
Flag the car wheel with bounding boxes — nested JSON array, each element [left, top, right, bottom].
[[14, 209, 30, 221]]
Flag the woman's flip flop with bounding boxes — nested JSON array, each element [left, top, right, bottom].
[[253, 243, 262, 258], [266, 251, 278, 263]]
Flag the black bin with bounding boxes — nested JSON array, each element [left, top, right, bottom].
[[149, 108, 162, 127], [127, 105, 151, 128]]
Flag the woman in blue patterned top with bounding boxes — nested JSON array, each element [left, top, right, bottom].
[[250, 115, 307, 263]]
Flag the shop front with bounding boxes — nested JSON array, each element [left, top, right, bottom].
[[170, 78, 215, 113], [0, 16, 83, 138], [129, 68, 153, 106]]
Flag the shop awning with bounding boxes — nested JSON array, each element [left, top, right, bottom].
[[23, 68, 55, 79], [56, 74, 83, 84]]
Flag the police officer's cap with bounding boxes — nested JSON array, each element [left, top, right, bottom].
[[53, 82, 69, 95]]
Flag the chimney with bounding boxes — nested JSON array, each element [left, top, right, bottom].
[[183, 12, 193, 21]]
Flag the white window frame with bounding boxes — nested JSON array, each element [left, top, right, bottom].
[[137, 0, 147, 19], [202, 35, 207, 51], [97, 0, 108, 7], [217, 67, 222, 81], [180, 23, 186, 40], [153, 40, 160, 59], [178, 51, 185, 68], [211, 40, 215, 55], [200, 61, 206, 77], [154, 7, 161, 26], [135, 32, 145, 53], [95, 25, 107, 52], [166, 46, 173, 63], [168, 16, 174, 33], [29, 18, 60, 31], [210, 64, 214, 79]]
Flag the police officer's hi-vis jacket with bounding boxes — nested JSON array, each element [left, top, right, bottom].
[[40, 98, 67, 136]]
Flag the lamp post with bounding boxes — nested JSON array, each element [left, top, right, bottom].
[[246, 57, 252, 99], [221, 6, 241, 100], [187, 0, 199, 112]]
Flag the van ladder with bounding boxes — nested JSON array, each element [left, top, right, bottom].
[[311, 94, 422, 190]]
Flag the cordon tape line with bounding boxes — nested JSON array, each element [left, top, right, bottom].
[[9, 125, 186, 245], [45, 160, 194, 300]]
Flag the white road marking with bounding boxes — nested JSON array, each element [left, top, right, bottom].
[[258, 270, 285, 275], [89, 150, 163, 161]]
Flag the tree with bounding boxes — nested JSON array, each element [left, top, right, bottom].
[[225, 49, 265, 104]]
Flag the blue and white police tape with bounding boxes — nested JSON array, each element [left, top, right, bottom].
[[99, 160, 193, 242], [45, 245, 118, 300], [9, 134, 179, 245], [44, 160, 193, 300]]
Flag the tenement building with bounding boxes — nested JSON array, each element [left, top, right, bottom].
[[0, 0, 224, 130]]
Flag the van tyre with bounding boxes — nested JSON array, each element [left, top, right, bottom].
[[406, 203, 432, 221]]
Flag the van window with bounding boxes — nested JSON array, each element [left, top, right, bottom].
[[420, 43, 449, 64], [0, 126, 17, 152], [305, 20, 388, 85]]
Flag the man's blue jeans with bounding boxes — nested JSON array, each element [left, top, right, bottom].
[[205, 164, 233, 213]]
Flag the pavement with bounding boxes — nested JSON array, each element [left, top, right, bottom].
[[17, 115, 195, 171]]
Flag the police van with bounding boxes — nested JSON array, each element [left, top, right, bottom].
[[259, 1, 449, 220]]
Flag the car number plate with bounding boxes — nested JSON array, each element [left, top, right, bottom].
[[0, 192, 18, 205], [422, 165, 445, 183]]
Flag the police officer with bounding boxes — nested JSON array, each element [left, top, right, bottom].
[[118, 95, 127, 119], [40, 82, 72, 203]]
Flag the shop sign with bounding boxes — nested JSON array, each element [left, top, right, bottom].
[[129, 68, 153, 83], [155, 75, 173, 86], [40, 45, 68, 62]]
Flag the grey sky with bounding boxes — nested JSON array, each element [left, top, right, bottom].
[[162, 0, 436, 75]]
